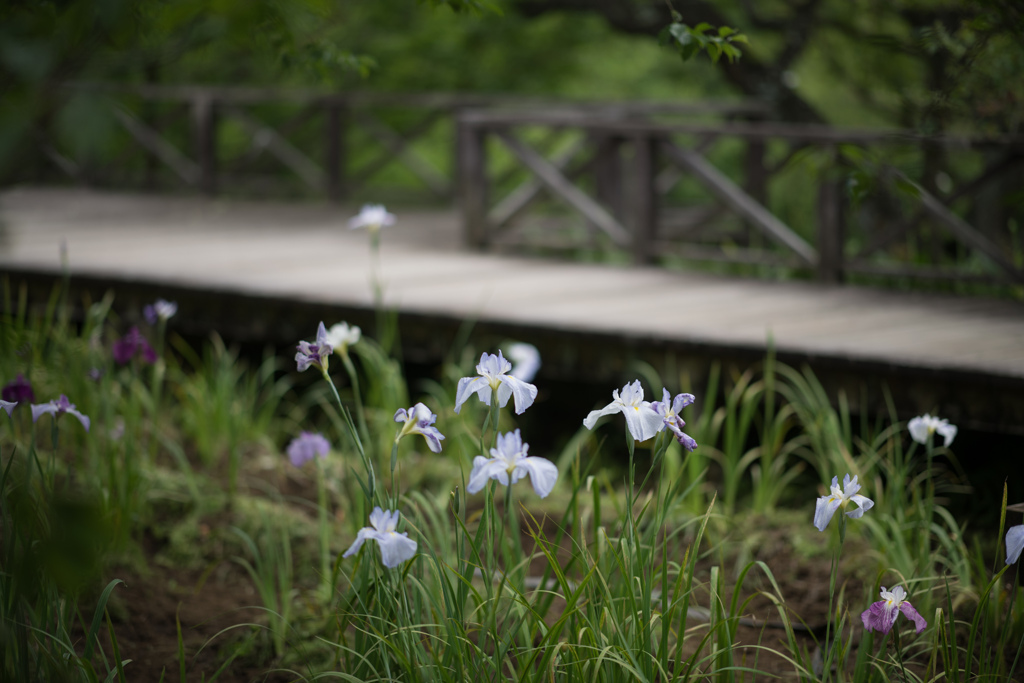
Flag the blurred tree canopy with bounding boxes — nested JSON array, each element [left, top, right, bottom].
[[2, 0, 1021, 177]]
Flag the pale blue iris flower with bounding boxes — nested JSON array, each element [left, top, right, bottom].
[[467, 429, 558, 498], [455, 351, 538, 415], [287, 432, 331, 467], [394, 403, 445, 453], [0, 399, 16, 417], [583, 380, 663, 442], [814, 474, 873, 531], [343, 507, 417, 568]]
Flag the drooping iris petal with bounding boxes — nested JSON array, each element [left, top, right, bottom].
[[1006, 525, 1024, 565], [0, 399, 16, 417]]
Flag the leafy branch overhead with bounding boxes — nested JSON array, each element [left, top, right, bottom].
[[659, 12, 748, 65]]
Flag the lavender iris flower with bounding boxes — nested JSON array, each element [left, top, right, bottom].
[[113, 327, 158, 365], [2, 373, 35, 403], [295, 322, 334, 373], [583, 380, 663, 442], [455, 351, 538, 415], [466, 429, 558, 498], [144, 299, 178, 325], [908, 413, 957, 447], [394, 403, 445, 453], [287, 432, 331, 467], [814, 474, 874, 531], [0, 399, 16, 417], [31, 395, 91, 432], [343, 507, 417, 568], [651, 388, 698, 451], [861, 586, 927, 635], [1007, 525, 1024, 565]]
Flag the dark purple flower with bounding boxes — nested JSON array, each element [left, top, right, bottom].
[[113, 327, 158, 365], [651, 389, 698, 451], [31, 395, 90, 432], [861, 586, 927, 635], [295, 322, 333, 373], [2, 373, 35, 403], [143, 299, 178, 325], [287, 431, 331, 467]]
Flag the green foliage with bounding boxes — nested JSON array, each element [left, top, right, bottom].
[[659, 16, 749, 65]]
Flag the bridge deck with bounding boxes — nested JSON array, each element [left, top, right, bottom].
[[3, 187, 1023, 430]]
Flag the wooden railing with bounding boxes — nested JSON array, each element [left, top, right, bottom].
[[457, 109, 1024, 286], [47, 84, 766, 202]]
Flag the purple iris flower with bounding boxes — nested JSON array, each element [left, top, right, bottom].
[[2, 373, 35, 403], [295, 322, 333, 373], [861, 586, 927, 635], [112, 327, 158, 365], [287, 431, 331, 467], [31, 395, 91, 432], [651, 389, 698, 451], [394, 403, 445, 453]]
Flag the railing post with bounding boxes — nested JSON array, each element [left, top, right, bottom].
[[817, 146, 845, 283], [744, 138, 766, 249], [458, 115, 488, 249], [325, 99, 347, 202], [630, 133, 658, 264], [192, 93, 217, 195]]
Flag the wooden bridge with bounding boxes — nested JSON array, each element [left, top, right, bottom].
[[2, 186, 1023, 434], [7, 86, 1024, 431]]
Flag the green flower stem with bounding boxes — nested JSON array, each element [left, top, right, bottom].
[[340, 352, 370, 451], [823, 514, 847, 682], [389, 440, 399, 510], [322, 369, 377, 508], [316, 456, 332, 597], [892, 624, 908, 682]]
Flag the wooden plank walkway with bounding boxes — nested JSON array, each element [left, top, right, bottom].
[[3, 186, 1024, 430]]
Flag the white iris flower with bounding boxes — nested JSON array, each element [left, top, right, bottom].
[[908, 413, 957, 447], [583, 380, 663, 442], [455, 351, 538, 415]]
